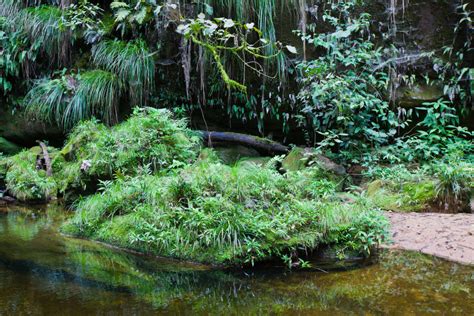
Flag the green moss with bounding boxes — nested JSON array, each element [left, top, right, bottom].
[[0, 147, 63, 201], [366, 179, 436, 212], [281, 147, 306, 172], [62, 157, 388, 266], [1, 108, 200, 201]]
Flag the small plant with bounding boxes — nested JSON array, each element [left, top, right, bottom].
[[432, 160, 473, 212]]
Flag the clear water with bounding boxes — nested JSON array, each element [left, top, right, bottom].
[[1, 204, 474, 315]]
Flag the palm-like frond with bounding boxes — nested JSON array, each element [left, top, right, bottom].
[[24, 77, 72, 126], [92, 39, 154, 106], [25, 70, 123, 129], [21, 5, 71, 66], [67, 70, 123, 127]]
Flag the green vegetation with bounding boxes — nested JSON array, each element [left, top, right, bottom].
[[1, 108, 199, 200], [0, 147, 61, 201], [62, 153, 387, 265], [91, 39, 154, 106], [364, 160, 474, 212], [0, 0, 472, 271]]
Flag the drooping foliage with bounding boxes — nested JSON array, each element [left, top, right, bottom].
[[21, 5, 72, 66], [68, 70, 123, 126], [25, 70, 124, 128], [92, 39, 155, 106]]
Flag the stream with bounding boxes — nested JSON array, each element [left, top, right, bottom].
[[1, 204, 474, 315]]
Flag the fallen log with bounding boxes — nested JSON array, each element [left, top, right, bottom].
[[198, 131, 289, 155], [36, 141, 53, 177]]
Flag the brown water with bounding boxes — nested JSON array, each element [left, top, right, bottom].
[[1, 204, 474, 315]]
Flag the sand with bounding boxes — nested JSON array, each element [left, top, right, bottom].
[[384, 212, 474, 266]]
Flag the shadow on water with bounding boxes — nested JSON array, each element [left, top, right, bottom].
[[1, 204, 474, 315]]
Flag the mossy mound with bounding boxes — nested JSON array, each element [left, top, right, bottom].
[[0, 147, 63, 201], [366, 179, 437, 212], [62, 155, 388, 266], [364, 161, 474, 213], [0, 108, 200, 201]]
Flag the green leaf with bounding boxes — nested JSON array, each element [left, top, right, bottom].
[[286, 45, 298, 54]]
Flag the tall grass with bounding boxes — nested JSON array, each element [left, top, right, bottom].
[[24, 70, 124, 128], [67, 70, 123, 127], [92, 39, 155, 106], [21, 5, 72, 66], [24, 77, 71, 126]]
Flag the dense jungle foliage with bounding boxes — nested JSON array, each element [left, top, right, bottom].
[[0, 0, 473, 267]]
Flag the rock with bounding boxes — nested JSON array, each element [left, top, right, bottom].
[[315, 154, 347, 176], [281, 147, 306, 172], [1, 195, 16, 204], [214, 145, 261, 165], [0, 137, 21, 155], [0, 108, 63, 147], [282, 147, 346, 176], [395, 83, 444, 108]]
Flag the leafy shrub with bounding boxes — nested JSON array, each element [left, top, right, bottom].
[[63, 155, 388, 266], [296, 3, 401, 151], [432, 159, 474, 212], [369, 100, 473, 164]]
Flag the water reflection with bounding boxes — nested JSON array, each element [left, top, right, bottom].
[[0, 204, 473, 314]]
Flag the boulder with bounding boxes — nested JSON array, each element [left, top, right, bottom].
[[214, 145, 261, 165], [282, 147, 346, 176], [395, 83, 444, 108]]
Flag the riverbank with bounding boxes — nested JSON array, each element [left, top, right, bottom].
[[384, 212, 474, 266]]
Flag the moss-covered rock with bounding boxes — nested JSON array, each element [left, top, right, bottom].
[[62, 157, 388, 266], [366, 179, 437, 212], [0, 147, 63, 201], [282, 147, 346, 176], [0, 137, 21, 155], [395, 83, 444, 108], [1, 108, 200, 201]]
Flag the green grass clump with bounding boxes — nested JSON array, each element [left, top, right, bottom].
[[21, 5, 71, 65], [62, 155, 388, 266], [364, 160, 473, 212], [25, 71, 124, 129], [0, 147, 62, 201], [57, 107, 200, 193], [92, 39, 154, 106]]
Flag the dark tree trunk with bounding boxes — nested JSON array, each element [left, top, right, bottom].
[[198, 131, 289, 155]]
